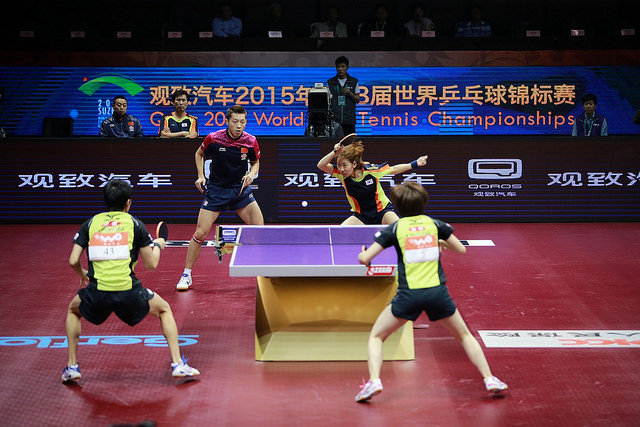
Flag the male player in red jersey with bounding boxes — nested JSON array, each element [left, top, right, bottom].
[[176, 105, 264, 291]]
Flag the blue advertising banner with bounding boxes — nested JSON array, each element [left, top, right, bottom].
[[1, 66, 638, 136]]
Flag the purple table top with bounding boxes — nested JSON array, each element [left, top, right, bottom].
[[228, 225, 398, 277]]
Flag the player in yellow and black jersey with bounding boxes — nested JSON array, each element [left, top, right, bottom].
[[354, 181, 508, 402], [61, 179, 199, 382]]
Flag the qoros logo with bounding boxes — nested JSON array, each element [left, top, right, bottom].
[[468, 159, 522, 179], [366, 266, 395, 276], [468, 158, 522, 190]]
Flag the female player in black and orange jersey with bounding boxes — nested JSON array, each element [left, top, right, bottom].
[[317, 139, 428, 225]]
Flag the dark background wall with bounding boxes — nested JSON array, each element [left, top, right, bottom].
[[2, 0, 639, 51]]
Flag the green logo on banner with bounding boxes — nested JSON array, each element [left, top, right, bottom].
[[78, 75, 144, 96]]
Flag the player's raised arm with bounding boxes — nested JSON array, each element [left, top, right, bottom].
[[387, 155, 428, 175], [318, 142, 342, 174]]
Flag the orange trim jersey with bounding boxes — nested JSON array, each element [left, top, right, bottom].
[[331, 163, 393, 216], [73, 211, 154, 291], [158, 112, 198, 136]]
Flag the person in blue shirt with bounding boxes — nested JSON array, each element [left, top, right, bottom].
[[212, 3, 242, 38], [99, 95, 143, 137], [456, 5, 492, 37]]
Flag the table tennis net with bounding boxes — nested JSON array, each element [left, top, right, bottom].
[[218, 225, 384, 245]]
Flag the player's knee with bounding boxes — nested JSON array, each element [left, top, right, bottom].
[[67, 296, 81, 314], [149, 294, 171, 315]]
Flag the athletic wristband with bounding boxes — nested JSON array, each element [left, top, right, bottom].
[[411, 160, 419, 169]]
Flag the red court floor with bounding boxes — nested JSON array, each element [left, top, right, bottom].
[[1, 223, 639, 427]]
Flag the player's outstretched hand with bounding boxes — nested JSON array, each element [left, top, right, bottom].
[[333, 142, 342, 155], [417, 155, 428, 167]]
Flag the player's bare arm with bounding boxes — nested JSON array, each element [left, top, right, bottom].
[[160, 127, 190, 138], [317, 143, 342, 174], [194, 147, 206, 193], [139, 239, 165, 271], [358, 242, 384, 266], [442, 233, 466, 254], [388, 155, 428, 175], [242, 159, 260, 186], [68, 244, 89, 286]]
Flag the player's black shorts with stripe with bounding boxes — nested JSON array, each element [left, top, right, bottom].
[[353, 205, 395, 225], [78, 284, 155, 326], [202, 182, 256, 211], [390, 285, 457, 322]]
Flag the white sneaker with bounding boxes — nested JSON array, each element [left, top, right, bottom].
[[171, 356, 200, 377], [484, 376, 508, 393], [355, 378, 383, 402], [176, 274, 192, 291], [61, 365, 82, 382]]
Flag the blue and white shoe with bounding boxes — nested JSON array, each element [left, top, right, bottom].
[[176, 274, 192, 291], [171, 356, 200, 377], [62, 365, 82, 382]]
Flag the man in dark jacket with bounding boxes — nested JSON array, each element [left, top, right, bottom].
[[327, 56, 361, 135], [572, 93, 608, 136]]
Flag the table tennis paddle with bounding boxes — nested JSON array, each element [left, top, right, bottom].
[[239, 175, 248, 196], [156, 221, 168, 241], [340, 133, 358, 146]]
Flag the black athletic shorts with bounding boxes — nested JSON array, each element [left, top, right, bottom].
[[390, 285, 457, 322], [353, 205, 396, 225], [78, 284, 154, 326]]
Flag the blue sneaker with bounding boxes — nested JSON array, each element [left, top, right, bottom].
[[62, 365, 81, 382], [171, 356, 200, 377]]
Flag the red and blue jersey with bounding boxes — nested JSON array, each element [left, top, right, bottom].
[[201, 129, 261, 188]]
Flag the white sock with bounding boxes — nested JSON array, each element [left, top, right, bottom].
[[183, 269, 192, 276]]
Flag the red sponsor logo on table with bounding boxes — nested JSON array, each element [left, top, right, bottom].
[[366, 266, 395, 276]]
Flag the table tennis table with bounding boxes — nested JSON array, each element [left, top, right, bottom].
[[221, 225, 414, 361]]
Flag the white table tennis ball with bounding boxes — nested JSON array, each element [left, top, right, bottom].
[[301, 201, 308, 207]]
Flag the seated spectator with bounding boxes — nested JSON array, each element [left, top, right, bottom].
[[359, 5, 396, 37], [311, 6, 348, 38], [99, 95, 143, 138], [261, 2, 288, 37], [404, 5, 435, 37], [456, 5, 492, 37], [212, 3, 242, 38], [159, 90, 198, 139], [572, 93, 608, 136], [632, 108, 640, 125]]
